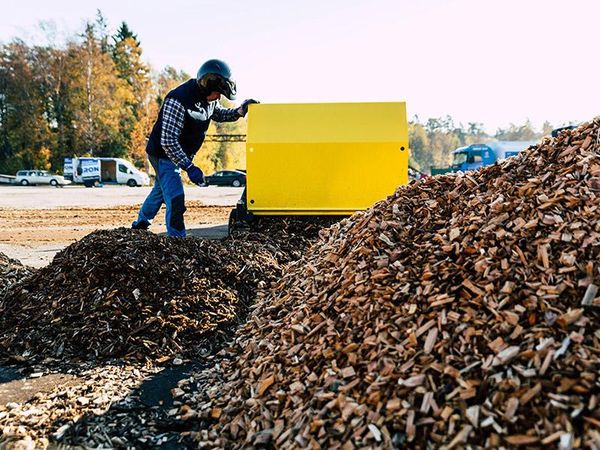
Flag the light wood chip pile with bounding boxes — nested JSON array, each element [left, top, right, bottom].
[[178, 119, 600, 449]]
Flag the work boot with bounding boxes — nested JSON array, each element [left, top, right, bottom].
[[131, 220, 151, 230]]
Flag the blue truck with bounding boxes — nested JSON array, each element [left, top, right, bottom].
[[431, 140, 538, 175]]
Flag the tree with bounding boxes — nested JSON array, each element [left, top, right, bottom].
[[408, 121, 430, 171], [541, 121, 554, 137], [67, 22, 133, 156], [156, 66, 189, 105], [112, 22, 153, 165], [94, 10, 111, 54], [0, 40, 53, 173], [32, 44, 77, 170], [495, 119, 538, 141]]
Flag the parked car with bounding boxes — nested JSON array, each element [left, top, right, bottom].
[[204, 170, 246, 187], [15, 170, 71, 187]]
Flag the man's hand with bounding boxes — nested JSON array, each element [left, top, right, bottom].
[[237, 99, 259, 117], [185, 164, 204, 185]]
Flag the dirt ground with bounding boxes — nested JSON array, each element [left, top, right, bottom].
[[0, 202, 231, 267]]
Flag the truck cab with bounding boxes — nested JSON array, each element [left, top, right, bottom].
[[451, 144, 495, 172], [449, 141, 537, 173]]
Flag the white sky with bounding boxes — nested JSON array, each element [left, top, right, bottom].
[[1, 0, 598, 133]]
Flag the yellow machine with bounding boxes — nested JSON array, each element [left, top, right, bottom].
[[230, 102, 409, 226]]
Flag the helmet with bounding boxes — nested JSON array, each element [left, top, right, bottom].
[[196, 59, 237, 100]]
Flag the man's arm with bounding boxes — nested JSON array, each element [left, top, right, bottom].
[[160, 98, 193, 169], [211, 102, 241, 122]]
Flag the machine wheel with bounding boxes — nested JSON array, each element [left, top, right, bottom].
[[20, 179, 29, 186], [50, 179, 58, 187], [127, 179, 138, 187], [232, 179, 242, 187]]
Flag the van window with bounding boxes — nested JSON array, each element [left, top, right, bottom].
[[118, 164, 129, 174], [17, 171, 26, 176]]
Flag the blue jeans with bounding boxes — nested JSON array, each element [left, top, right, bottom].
[[133, 156, 187, 237]]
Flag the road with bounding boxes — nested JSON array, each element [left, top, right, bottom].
[[0, 185, 240, 267], [0, 184, 243, 208]]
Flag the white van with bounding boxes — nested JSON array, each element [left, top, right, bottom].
[[64, 157, 150, 187]]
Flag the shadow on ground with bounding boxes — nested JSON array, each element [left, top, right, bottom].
[[61, 362, 207, 449]]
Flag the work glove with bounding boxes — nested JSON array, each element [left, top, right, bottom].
[[237, 99, 259, 117], [185, 164, 204, 185]]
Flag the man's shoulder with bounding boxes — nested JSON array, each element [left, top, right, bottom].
[[167, 79, 197, 102]]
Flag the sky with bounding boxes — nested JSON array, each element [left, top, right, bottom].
[[1, 0, 599, 133]]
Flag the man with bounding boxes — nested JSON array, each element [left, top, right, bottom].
[[132, 59, 257, 237]]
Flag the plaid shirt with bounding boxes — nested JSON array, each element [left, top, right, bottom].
[[160, 98, 240, 169]]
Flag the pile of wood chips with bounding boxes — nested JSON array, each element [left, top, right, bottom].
[[178, 120, 600, 449], [0, 221, 329, 363], [0, 253, 35, 297]]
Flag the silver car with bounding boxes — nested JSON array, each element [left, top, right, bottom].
[[15, 170, 71, 187]]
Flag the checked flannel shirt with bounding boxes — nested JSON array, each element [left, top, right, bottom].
[[160, 98, 240, 169]]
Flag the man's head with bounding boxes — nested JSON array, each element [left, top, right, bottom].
[[196, 59, 236, 101]]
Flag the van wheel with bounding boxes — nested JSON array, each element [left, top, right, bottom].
[[232, 179, 241, 187], [20, 180, 29, 186], [127, 179, 138, 187], [50, 179, 58, 187]]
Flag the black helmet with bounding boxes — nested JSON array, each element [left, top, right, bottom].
[[196, 59, 237, 100]]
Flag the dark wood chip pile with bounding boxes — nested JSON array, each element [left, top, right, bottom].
[[0, 252, 35, 297], [178, 120, 600, 448], [0, 219, 338, 448], [0, 222, 327, 363]]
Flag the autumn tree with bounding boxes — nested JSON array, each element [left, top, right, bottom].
[[0, 40, 53, 172], [112, 22, 153, 165], [32, 44, 77, 169], [67, 21, 133, 156]]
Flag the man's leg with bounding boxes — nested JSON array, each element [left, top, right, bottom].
[[132, 156, 163, 230], [158, 158, 187, 237]]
